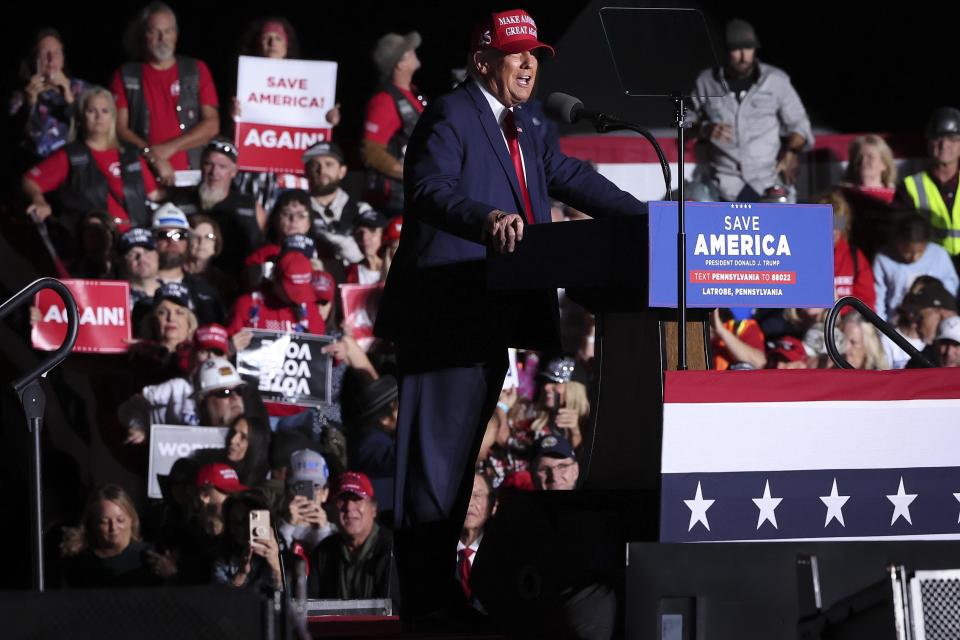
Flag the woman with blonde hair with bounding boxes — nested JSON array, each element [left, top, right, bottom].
[[21, 86, 161, 247], [140, 283, 199, 352], [843, 134, 897, 204], [127, 282, 200, 386], [841, 311, 890, 370], [529, 359, 590, 450], [60, 484, 169, 587]]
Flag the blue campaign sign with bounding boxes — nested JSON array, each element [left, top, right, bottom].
[[648, 201, 835, 308]]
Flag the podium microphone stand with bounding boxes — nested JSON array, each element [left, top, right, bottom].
[[599, 6, 725, 370]]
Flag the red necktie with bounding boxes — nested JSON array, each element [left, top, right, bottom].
[[502, 110, 535, 224], [458, 547, 475, 600]]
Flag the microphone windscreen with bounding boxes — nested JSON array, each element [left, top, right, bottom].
[[544, 92, 583, 124]]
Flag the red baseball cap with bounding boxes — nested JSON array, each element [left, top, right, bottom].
[[767, 336, 807, 363], [196, 463, 249, 494], [277, 252, 316, 305], [473, 9, 555, 56], [194, 323, 229, 355], [312, 270, 336, 304], [335, 471, 375, 500], [384, 216, 403, 244]]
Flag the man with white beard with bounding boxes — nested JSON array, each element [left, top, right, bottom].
[[111, 1, 220, 185], [172, 138, 265, 278]]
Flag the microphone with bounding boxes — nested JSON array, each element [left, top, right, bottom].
[[544, 92, 614, 125]]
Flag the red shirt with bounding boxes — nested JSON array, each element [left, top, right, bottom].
[[834, 241, 876, 311], [110, 60, 219, 170], [847, 185, 896, 205], [711, 318, 765, 371], [363, 86, 425, 146], [228, 289, 325, 336], [25, 146, 157, 231]]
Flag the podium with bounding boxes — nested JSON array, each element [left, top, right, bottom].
[[487, 215, 708, 494]]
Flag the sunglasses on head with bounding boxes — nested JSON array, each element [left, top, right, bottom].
[[210, 141, 238, 157], [157, 229, 189, 242]]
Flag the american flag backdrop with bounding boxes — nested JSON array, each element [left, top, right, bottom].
[[660, 369, 960, 542]]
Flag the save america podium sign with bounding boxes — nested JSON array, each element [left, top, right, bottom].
[[648, 201, 834, 308]]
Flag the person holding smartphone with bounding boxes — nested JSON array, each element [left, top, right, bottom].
[[10, 29, 88, 168], [211, 491, 282, 591], [278, 449, 335, 554]]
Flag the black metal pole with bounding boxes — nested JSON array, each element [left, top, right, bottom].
[[675, 95, 688, 371], [20, 381, 46, 592], [0, 278, 80, 592]]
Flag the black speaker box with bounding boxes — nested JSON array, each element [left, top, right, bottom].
[[0, 585, 270, 640]]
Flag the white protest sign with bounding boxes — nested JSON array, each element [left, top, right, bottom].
[[147, 424, 229, 499], [234, 56, 338, 173]]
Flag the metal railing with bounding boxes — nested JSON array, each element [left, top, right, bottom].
[[824, 296, 934, 369]]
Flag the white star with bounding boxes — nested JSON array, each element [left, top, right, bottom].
[[953, 492, 960, 524], [752, 480, 783, 530], [886, 477, 917, 526], [820, 478, 850, 527], [683, 482, 714, 532]]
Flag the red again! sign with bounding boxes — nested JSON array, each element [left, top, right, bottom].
[[31, 280, 131, 354]]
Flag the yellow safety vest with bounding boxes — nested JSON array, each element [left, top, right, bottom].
[[903, 171, 960, 255]]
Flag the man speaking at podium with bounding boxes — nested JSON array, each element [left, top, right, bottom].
[[376, 8, 647, 619]]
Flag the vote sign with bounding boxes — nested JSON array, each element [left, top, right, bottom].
[[235, 330, 334, 406]]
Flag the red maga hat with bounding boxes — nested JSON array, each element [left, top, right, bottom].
[[335, 471, 375, 500], [767, 336, 807, 363], [277, 252, 316, 305], [473, 9, 555, 56], [194, 323, 229, 355], [196, 463, 249, 494]]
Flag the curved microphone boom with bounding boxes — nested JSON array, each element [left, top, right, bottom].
[[544, 92, 671, 200]]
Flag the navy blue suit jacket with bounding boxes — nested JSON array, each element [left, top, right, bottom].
[[376, 80, 646, 366]]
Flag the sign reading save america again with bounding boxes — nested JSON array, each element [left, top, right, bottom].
[[648, 201, 835, 309], [234, 56, 338, 174], [660, 368, 960, 542]]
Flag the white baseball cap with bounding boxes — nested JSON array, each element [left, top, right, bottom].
[[935, 315, 960, 344]]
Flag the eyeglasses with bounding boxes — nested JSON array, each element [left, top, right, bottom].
[[208, 386, 244, 399], [192, 232, 217, 242], [535, 460, 577, 477], [157, 230, 189, 242]]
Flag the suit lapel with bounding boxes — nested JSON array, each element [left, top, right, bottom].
[[465, 81, 524, 212]]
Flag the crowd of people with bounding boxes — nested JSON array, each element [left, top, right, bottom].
[[4, 3, 960, 626], [8, 3, 596, 603], [690, 19, 960, 372]]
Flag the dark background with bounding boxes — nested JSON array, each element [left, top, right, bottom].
[[1, 0, 956, 169]]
